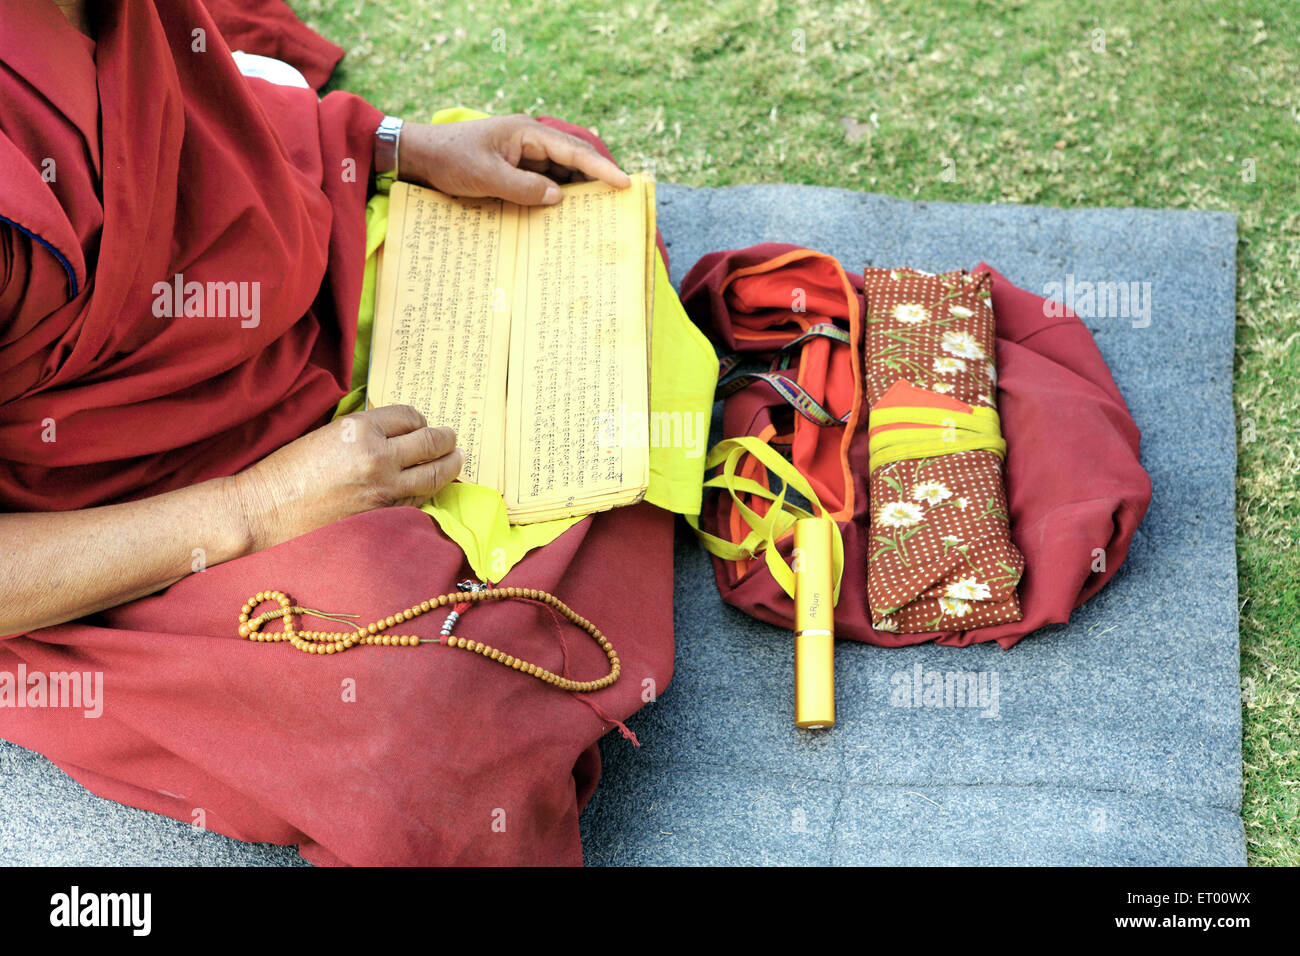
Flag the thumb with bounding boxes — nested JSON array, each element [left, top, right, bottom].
[[490, 160, 563, 205]]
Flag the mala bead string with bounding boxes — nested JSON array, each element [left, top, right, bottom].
[[236, 587, 621, 693]]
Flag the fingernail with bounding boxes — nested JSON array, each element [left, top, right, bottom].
[[543, 184, 562, 203]]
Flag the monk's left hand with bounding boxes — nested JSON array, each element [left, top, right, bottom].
[[396, 114, 631, 205]]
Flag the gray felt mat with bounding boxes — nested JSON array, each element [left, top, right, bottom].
[[578, 183, 1242, 866], [0, 184, 1240, 866]]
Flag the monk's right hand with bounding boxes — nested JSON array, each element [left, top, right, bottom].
[[230, 405, 464, 551]]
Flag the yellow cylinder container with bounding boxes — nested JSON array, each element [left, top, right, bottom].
[[793, 517, 836, 730]]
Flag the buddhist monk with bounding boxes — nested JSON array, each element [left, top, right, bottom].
[[0, 0, 677, 865]]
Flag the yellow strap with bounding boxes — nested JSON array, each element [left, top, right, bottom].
[[686, 436, 844, 602], [867, 404, 1006, 472]]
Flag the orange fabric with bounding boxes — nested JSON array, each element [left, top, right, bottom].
[[713, 248, 862, 522], [866, 378, 972, 438]]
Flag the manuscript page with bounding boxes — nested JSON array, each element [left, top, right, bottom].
[[368, 183, 517, 489], [503, 176, 652, 522]]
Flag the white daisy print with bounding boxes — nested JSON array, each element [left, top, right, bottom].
[[932, 383, 954, 394], [876, 617, 899, 633], [938, 597, 972, 618], [941, 329, 986, 360], [911, 481, 952, 505], [893, 303, 929, 324], [976, 394, 995, 405], [985, 363, 997, 385], [942, 535, 963, 547], [949, 305, 973, 318], [877, 501, 924, 527], [933, 356, 967, 375], [955, 497, 969, 510], [946, 578, 992, 601]]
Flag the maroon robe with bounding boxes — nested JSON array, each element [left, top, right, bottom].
[[0, 0, 674, 865]]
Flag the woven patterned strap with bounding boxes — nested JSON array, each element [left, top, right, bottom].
[[714, 322, 853, 427]]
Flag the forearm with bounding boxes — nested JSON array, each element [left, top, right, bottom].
[[0, 475, 252, 635], [0, 404, 463, 636]]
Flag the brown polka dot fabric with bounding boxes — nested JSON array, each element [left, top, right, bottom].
[[863, 267, 1024, 634]]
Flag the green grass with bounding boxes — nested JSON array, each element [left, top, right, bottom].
[[296, 0, 1299, 863]]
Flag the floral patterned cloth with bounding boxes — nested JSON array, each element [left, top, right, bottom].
[[863, 267, 1025, 633]]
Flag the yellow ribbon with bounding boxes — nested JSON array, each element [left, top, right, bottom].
[[867, 405, 1005, 472], [687, 436, 844, 602]]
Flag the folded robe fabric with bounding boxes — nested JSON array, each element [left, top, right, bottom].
[[0, 0, 379, 510], [862, 267, 1024, 634], [200, 0, 345, 90], [0, 0, 675, 865], [681, 243, 1153, 649]]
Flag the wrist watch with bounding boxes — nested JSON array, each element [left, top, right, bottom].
[[373, 115, 404, 193]]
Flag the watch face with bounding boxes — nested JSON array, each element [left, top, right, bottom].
[[375, 118, 402, 179]]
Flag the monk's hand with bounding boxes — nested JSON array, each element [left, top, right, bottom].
[[397, 114, 631, 205], [231, 405, 464, 551]]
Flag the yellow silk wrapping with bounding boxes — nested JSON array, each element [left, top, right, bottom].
[[865, 405, 1006, 473]]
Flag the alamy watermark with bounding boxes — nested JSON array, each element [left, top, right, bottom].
[[889, 662, 1000, 718], [0, 665, 103, 718], [1042, 274, 1151, 329], [152, 272, 260, 328], [596, 405, 708, 459], [50, 886, 150, 936]]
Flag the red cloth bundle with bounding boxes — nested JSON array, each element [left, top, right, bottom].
[[681, 244, 1152, 649]]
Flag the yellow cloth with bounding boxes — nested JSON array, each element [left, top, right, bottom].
[[333, 108, 716, 583], [866, 405, 1005, 473]]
